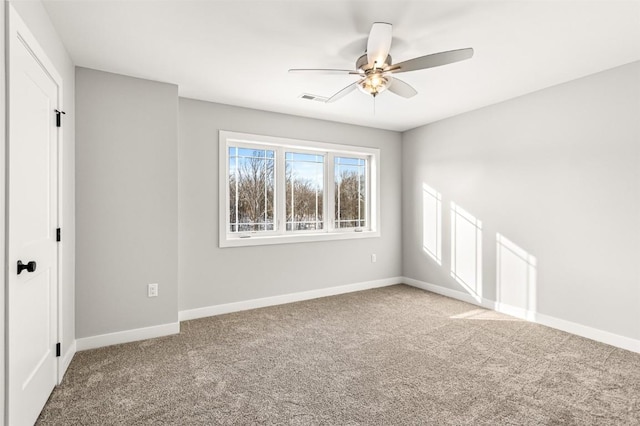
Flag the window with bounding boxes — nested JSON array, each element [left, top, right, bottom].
[[335, 157, 367, 229], [228, 147, 275, 232], [220, 131, 380, 247], [286, 152, 324, 231]]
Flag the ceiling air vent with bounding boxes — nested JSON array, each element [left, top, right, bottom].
[[299, 93, 328, 103]]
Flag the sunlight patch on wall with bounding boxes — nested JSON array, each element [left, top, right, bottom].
[[450, 202, 482, 302], [422, 183, 442, 264], [496, 233, 537, 320]]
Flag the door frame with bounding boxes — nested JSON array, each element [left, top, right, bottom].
[[5, 3, 65, 421]]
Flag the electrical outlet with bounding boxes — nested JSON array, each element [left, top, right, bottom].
[[371, 254, 377, 263], [148, 283, 158, 298]]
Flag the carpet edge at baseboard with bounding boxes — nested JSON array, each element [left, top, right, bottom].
[[76, 322, 181, 352], [72, 276, 639, 355], [403, 277, 640, 354], [178, 276, 404, 321]]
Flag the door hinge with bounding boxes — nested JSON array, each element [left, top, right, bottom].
[[56, 343, 61, 357], [55, 109, 66, 128], [56, 228, 61, 242]]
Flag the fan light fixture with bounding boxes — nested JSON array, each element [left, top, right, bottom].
[[357, 73, 389, 97]]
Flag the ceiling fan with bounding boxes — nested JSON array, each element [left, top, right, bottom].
[[289, 22, 474, 103]]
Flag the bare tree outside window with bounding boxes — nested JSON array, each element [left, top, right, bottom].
[[229, 147, 275, 232], [335, 157, 366, 229], [286, 152, 324, 230]]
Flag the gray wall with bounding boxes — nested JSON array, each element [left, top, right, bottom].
[[10, 0, 76, 357], [1, 3, 5, 421], [178, 98, 402, 311], [76, 68, 178, 338], [402, 61, 640, 340]]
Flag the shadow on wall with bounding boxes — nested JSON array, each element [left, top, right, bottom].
[[421, 183, 538, 316]]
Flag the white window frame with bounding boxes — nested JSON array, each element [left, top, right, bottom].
[[284, 147, 326, 234], [227, 142, 278, 236], [219, 130, 380, 248], [333, 153, 370, 231]]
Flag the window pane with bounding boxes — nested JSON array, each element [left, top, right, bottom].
[[229, 147, 275, 232], [335, 157, 366, 229], [286, 152, 324, 231]]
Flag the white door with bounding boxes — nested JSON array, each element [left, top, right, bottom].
[[7, 7, 61, 426]]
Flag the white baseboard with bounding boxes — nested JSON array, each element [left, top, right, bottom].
[[73, 277, 639, 355], [402, 277, 640, 354], [532, 312, 640, 354], [76, 322, 180, 351], [58, 340, 76, 383], [402, 277, 495, 310], [179, 276, 403, 321]]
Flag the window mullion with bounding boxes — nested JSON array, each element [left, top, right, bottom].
[[326, 152, 335, 232], [276, 146, 286, 235]]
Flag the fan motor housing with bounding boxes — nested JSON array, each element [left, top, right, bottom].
[[357, 54, 392, 72]]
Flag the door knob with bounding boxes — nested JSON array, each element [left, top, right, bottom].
[[17, 260, 37, 275]]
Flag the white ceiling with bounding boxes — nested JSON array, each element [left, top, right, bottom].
[[42, 0, 640, 132]]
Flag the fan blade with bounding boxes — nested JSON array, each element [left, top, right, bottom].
[[367, 22, 393, 68], [388, 78, 418, 98], [326, 80, 361, 103], [289, 68, 358, 75], [388, 48, 474, 74]]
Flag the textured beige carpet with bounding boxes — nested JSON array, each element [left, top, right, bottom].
[[38, 285, 640, 425]]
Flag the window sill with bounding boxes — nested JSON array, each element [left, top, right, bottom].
[[220, 229, 380, 248]]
